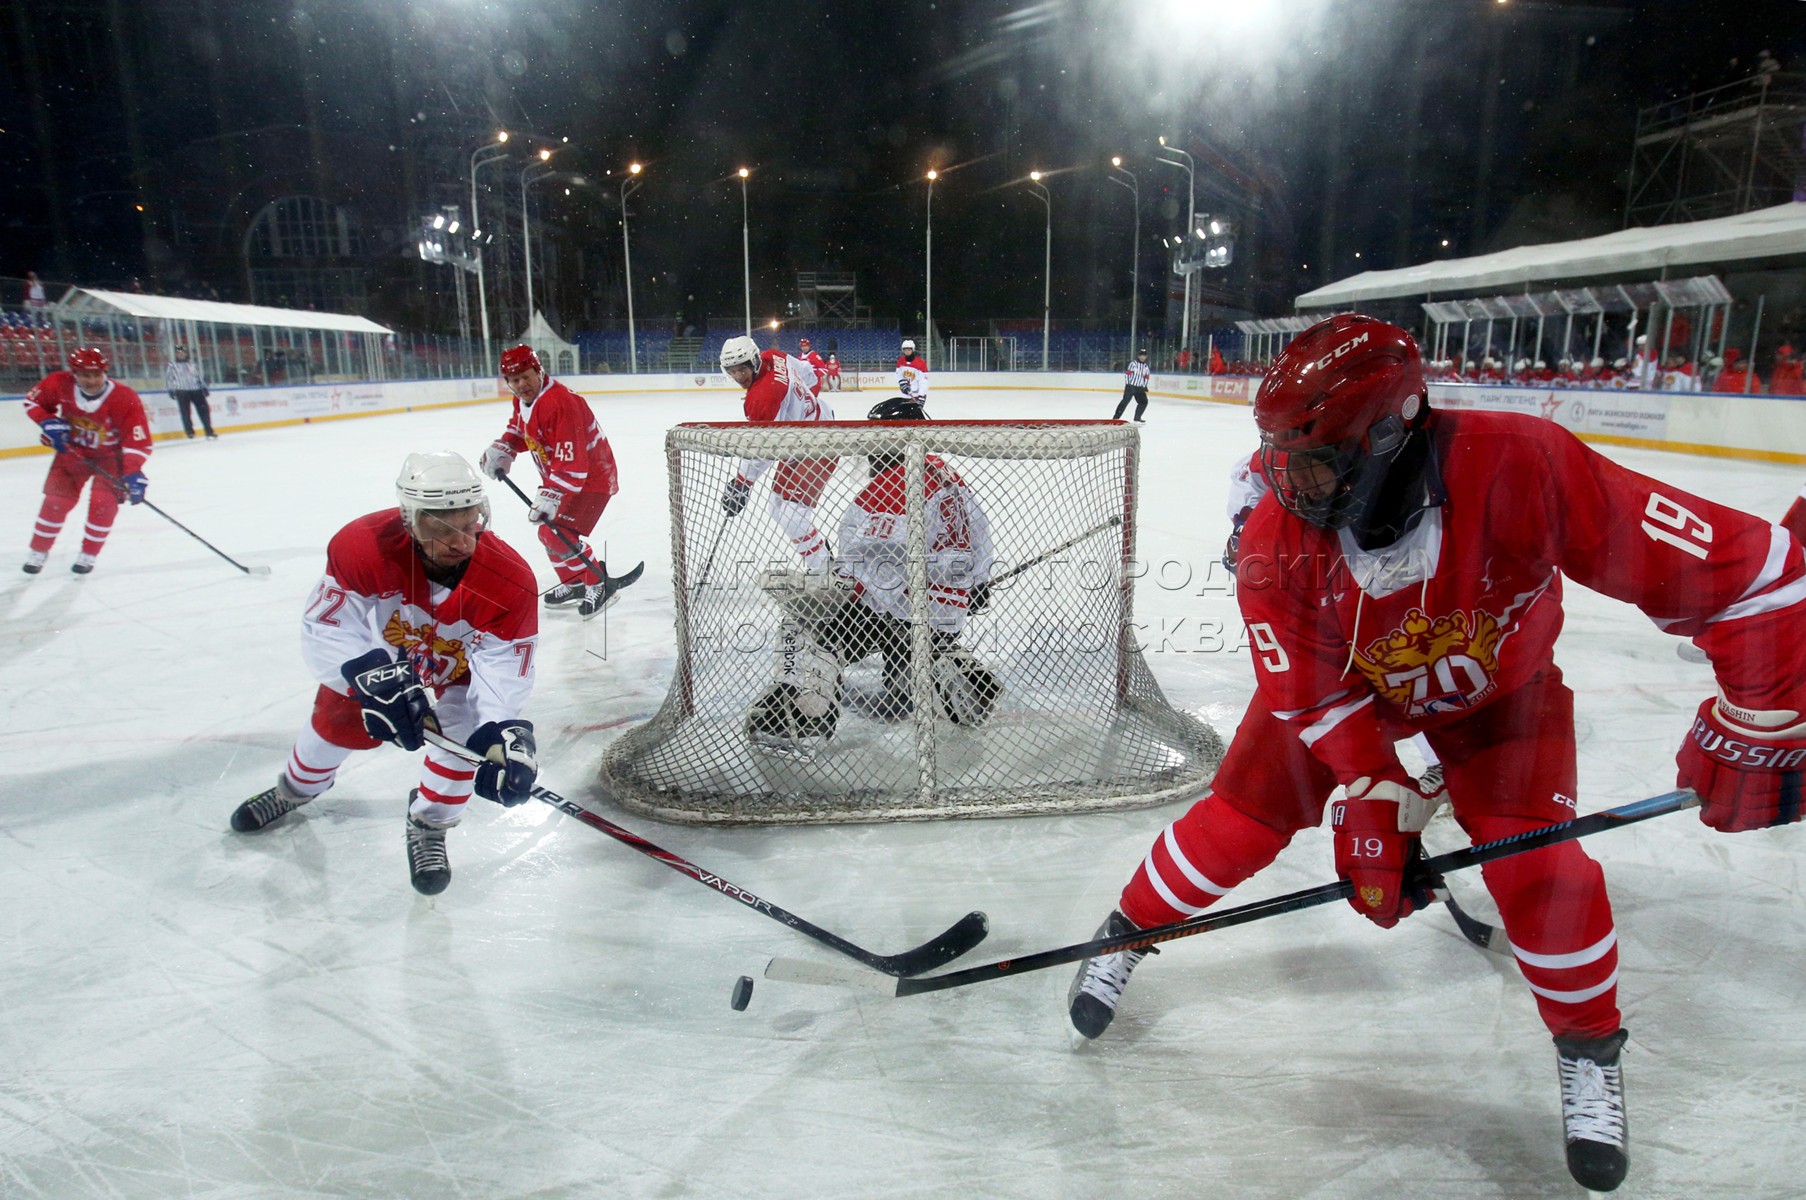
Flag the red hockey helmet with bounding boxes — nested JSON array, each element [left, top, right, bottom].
[[799, 338, 811, 349], [68, 347, 110, 373], [1254, 314, 1429, 530], [499, 344, 542, 376]]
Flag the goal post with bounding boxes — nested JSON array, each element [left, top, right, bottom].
[[599, 420, 1224, 825]]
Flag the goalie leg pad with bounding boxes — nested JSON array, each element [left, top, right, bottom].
[[773, 619, 842, 719], [930, 646, 1001, 726], [747, 683, 840, 753], [761, 566, 855, 622]]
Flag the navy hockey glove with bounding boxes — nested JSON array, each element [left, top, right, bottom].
[[123, 471, 148, 505], [342, 649, 433, 751], [469, 720, 538, 806], [721, 476, 752, 517], [968, 580, 992, 614], [39, 417, 70, 454]]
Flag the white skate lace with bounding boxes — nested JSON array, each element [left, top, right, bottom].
[[1559, 1055, 1625, 1146], [407, 823, 449, 873], [1079, 946, 1147, 1005]]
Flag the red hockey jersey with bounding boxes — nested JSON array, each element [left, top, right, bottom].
[[493, 376, 618, 501], [25, 371, 152, 471], [1236, 409, 1806, 786]]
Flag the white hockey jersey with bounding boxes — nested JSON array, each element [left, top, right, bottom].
[[835, 455, 992, 633]]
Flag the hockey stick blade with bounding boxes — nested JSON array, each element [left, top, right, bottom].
[[607, 560, 645, 590], [1437, 890, 1512, 956], [852, 788, 1700, 1000], [421, 728, 987, 976]]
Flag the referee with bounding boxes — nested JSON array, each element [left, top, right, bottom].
[[164, 345, 217, 440], [1113, 348, 1152, 423]]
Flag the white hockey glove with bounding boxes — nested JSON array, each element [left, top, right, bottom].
[[527, 486, 564, 525], [479, 441, 515, 480]]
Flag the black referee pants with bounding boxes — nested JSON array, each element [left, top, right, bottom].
[[1113, 385, 1149, 422]]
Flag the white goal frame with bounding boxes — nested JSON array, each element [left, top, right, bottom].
[[598, 420, 1223, 825]]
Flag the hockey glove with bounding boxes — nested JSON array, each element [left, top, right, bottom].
[[342, 649, 433, 752], [969, 580, 992, 614], [721, 476, 752, 517], [898, 377, 913, 396], [1223, 504, 1255, 571], [1677, 697, 1806, 832], [123, 471, 148, 505], [468, 719, 538, 806], [1331, 773, 1444, 928], [39, 417, 70, 454], [527, 486, 564, 525], [478, 441, 515, 480]]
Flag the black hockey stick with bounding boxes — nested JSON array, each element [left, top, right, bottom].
[[691, 520, 731, 591], [494, 472, 644, 593], [767, 788, 1697, 996], [421, 729, 988, 975], [86, 460, 270, 576]]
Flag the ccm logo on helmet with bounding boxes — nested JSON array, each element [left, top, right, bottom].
[[1311, 331, 1370, 373]]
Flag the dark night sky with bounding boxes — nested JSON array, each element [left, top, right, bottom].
[[3, 0, 1804, 335]]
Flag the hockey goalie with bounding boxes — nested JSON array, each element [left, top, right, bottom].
[[747, 396, 1001, 756]]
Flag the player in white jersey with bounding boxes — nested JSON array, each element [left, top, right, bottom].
[[896, 338, 930, 403], [229, 452, 541, 896], [718, 334, 839, 567], [746, 396, 998, 756]]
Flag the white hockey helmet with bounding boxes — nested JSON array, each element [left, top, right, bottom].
[[1590, 357, 1605, 368], [396, 451, 491, 535], [720, 335, 762, 378], [901, 339, 916, 354]]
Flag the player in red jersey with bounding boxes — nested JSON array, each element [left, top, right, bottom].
[[480, 345, 624, 619], [823, 352, 843, 391], [229, 452, 541, 896], [718, 334, 838, 568], [1067, 315, 1806, 1194], [798, 337, 829, 381], [746, 396, 997, 754], [21, 348, 152, 575]]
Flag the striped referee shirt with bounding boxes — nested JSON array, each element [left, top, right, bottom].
[[1125, 359, 1152, 388], [165, 359, 206, 391]]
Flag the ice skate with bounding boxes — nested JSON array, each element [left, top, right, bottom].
[[405, 812, 453, 896], [1067, 910, 1152, 1039], [577, 578, 619, 620], [70, 553, 97, 575], [543, 581, 584, 608], [1555, 1028, 1629, 1192], [22, 550, 47, 575], [230, 776, 310, 832]]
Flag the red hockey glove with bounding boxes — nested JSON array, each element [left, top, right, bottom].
[[1677, 698, 1806, 832], [1331, 774, 1444, 928]]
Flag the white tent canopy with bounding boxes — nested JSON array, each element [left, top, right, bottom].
[[517, 310, 578, 375], [63, 288, 392, 334], [1296, 201, 1806, 310]]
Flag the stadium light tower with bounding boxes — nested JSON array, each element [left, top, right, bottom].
[[468, 131, 509, 366], [622, 162, 645, 373], [520, 147, 557, 334], [739, 168, 752, 338], [1025, 171, 1052, 370], [1156, 136, 1197, 366], [925, 170, 937, 363], [1108, 156, 1142, 359]]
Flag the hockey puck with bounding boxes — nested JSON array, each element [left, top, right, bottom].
[[730, 975, 754, 1011]]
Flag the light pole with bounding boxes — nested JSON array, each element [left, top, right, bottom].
[[622, 162, 644, 373], [468, 132, 509, 366], [520, 148, 556, 332], [925, 169, 937, 362], [1109, 156, 1141, 360], [1025, 171, 1051, 370], [738, 167, 752, 338], [1156, 136, 1196, 366]]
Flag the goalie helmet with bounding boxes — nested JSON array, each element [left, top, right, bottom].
[[867, 396, 927, 421], [720, 335, 762, 378], [499, 345, 542, 376], [1254, 314, 1429, 533], [68, 347, 110, 373], [395, 451, 491, 535]]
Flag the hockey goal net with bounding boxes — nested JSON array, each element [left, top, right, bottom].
[[599, 420, 1223, 825]]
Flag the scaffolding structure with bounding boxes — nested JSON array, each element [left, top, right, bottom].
[[1624, 70, 1806, 227], [794, 272, 870, 326]]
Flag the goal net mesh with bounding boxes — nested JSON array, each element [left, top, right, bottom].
[[599, 420, 1223, 825]]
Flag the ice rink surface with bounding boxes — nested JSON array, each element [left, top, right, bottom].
[[2, 384, 1802, 1199]]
